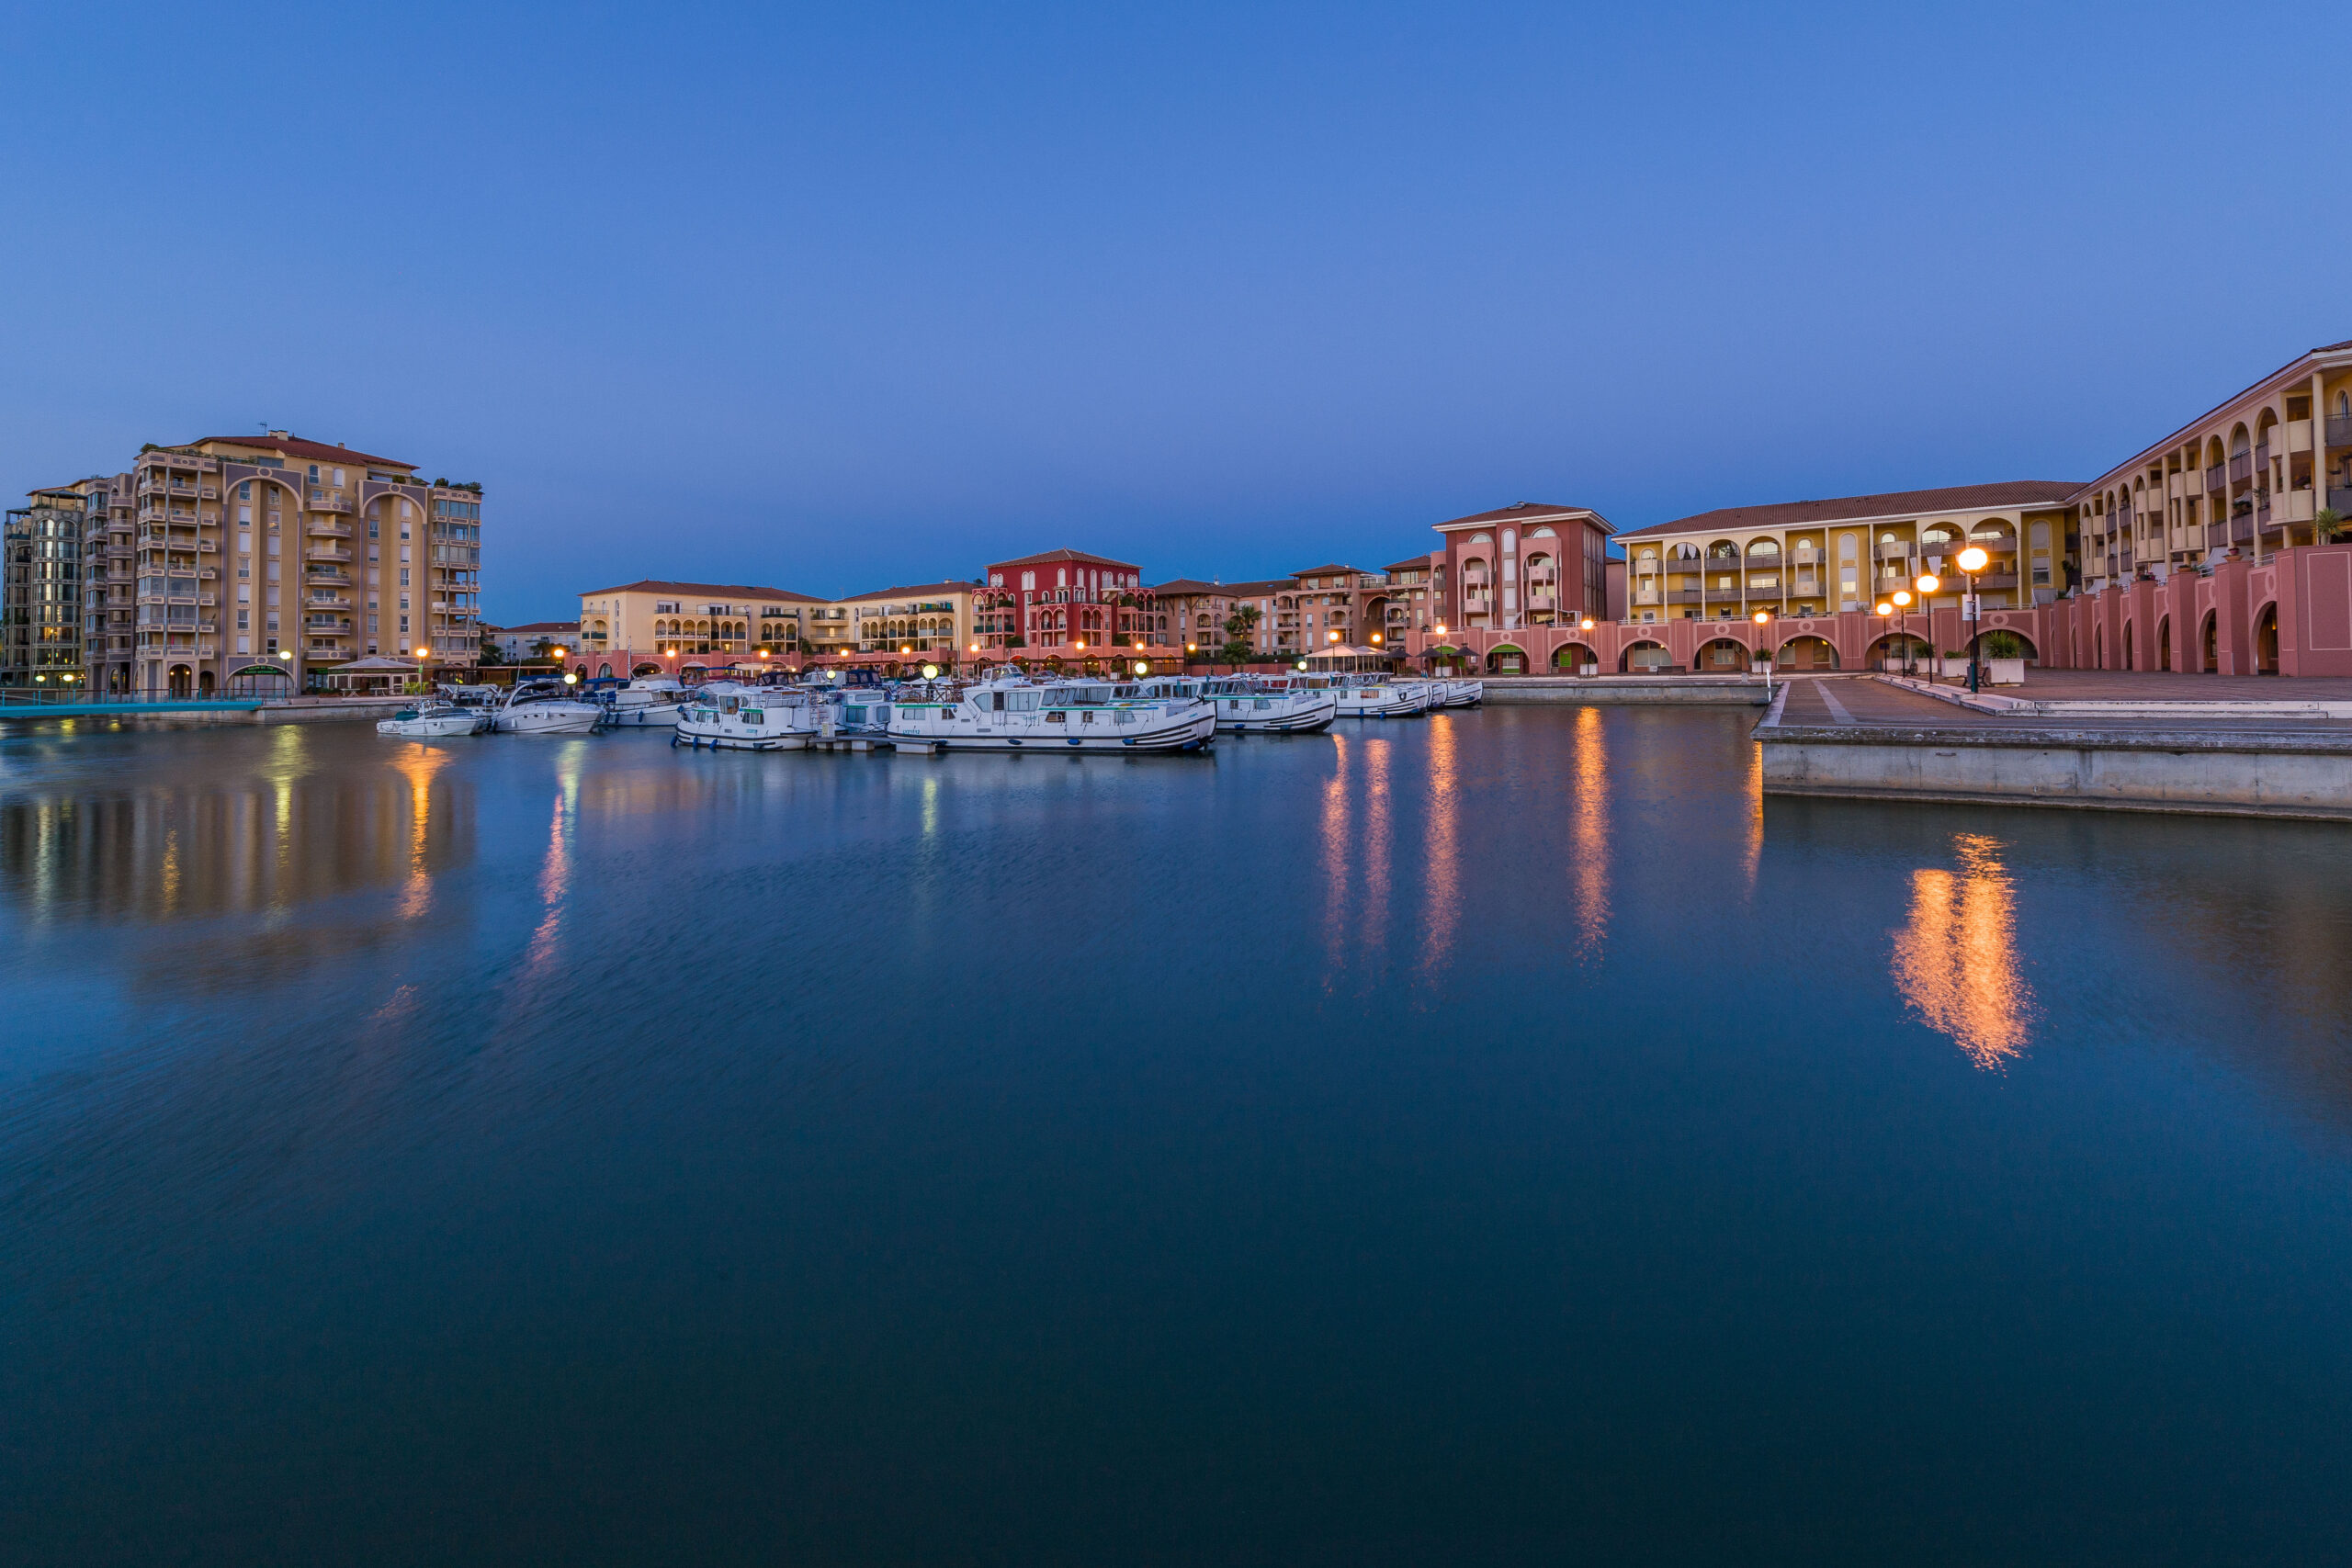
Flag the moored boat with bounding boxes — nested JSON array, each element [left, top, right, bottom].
[[1197, 675, 1338, 733], [673, 686, 823, 750], [376, 698, 487, 739], [491, 679, 604, 736], [887, 676, 1214, 752], [605, 674, 689, 728]]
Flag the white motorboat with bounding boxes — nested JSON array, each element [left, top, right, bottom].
[[887, 676, 1215, 753], [1195, 676, 1338, 734], [376, 698, 487, 739], [673, 686, 823, 750], [1326, 673, 1426, 718], [491, 680, 605, 736], [605, 674, 688, 728], [1442, 679, 1484, 707]]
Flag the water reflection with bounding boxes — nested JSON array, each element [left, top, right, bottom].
[[1891, 832, 2035, 1069], [1319, 733, 1351, 977], [1419, 715, 1460, 978], [1570, 705, 1609, 959], [0, 736, 475, 926]]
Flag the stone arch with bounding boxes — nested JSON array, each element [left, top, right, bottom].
[[1620, 638, 1671, 673], [2154, 615, 2171, 671], [2199, 611, 2218, 673], [1484, 642, 1527, 674], [1694, 637, 1751, 671], [2255, 601, 2279, 672], [1744, 537, 1781, 557], [634, 661, 662, 676], [225, 663, 292, 697], [1865, 632, 1929, 671], [1779, 634, 1839, 671], [597, 661, 613, 679], [1552, 641, 1597, 671], [2123, 619, 2136, 671], [167, 663, 193, 698]]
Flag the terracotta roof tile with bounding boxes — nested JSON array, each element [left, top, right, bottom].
[[1614, 480, 2082, 540], [578, 578, 826, 603]]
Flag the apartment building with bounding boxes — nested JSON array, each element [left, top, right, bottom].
[[576, 580, 823, 673], [977, 548, 1160, 658], [841, 581, 977, 656], [2074, 337, 2352, 593], [2, 487, 89, 686], [1433, 502, 1612, 636], [100, 432, 482, 698], [1611, 481, 2079, 626], [74, 472, 137, 693]]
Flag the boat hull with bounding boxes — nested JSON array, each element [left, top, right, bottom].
[[493, 706, 603, 735], [376, 714, 484, 738], [607, 703, 684, 728], [892, 705, 1216, 752], [1211, 694, 1338, 733]]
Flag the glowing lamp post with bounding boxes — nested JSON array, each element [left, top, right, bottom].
[[1751, 607, 1773, 697], [1891, 590, 1913, 676], [1954, 546, 1991, 692]]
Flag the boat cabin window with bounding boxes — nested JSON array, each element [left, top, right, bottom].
[[1007, 690, 1042, 712]]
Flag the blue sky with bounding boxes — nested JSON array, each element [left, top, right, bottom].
[[5, 1, 2347, 617]]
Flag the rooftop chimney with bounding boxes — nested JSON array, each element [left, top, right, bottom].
[[267, 429, 288, 439]]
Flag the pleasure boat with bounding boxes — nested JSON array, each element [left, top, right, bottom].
[[1442, 679, 1484, 707], [376, 697, 487, 739], [1295, 672, 1424, 718], [605, 674, 688, 728], [673, 686, 824, 750], [491, 679, 605, 736], [887, 676, 1215, 753], [1196, 675, 1338, 734]]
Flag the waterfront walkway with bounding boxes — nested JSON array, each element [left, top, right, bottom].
[[1759, 673, 2352, 819]]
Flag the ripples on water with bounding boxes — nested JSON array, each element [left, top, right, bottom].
[[3, 709, 2350, 1564]]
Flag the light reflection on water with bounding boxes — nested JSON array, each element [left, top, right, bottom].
[[2, 712, 2351, 1564], [1891, 832, 2037, 1069]]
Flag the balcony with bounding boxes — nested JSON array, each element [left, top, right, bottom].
[[2331, 488, 2352, 514], [308, 490, 352, 513], [2329, 415, 2352, 450], [306, 546, 352, 563], [2207, 463, 2226, 491], [2229, 453, 2254, 484], [308, 521, 354, 538]]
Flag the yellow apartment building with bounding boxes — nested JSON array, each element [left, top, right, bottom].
[[1611, 481, 2081, 625], [117, 432, 481, 697], [575, 580, 824, 672], [2074, 336, 2352, 592]]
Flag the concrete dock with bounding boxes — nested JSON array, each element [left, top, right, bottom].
[[1757, 672, 2352, 821], [1481, 675, 1770, 705]]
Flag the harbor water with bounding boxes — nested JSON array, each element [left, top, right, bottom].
[[3, 710, 2350, 1563]]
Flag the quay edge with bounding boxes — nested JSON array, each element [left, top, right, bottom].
[[1479, 676, 1770, 706], [1757, 719, 2352, 821]]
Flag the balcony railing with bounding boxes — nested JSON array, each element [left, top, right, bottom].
[[2331, 488, 2352, 514], [2230, 453, 2254, 484], [306, 546, 352, 562], [2328, 415, 2352, 450], [308, 490, 353, 513]]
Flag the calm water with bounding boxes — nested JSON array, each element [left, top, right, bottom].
[[3, 709, 2350, 1564]]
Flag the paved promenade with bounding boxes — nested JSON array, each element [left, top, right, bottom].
[[1758, 672, 2352, 819], [1771, 674, 2352, 738]]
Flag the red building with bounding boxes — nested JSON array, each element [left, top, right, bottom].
[[978, 547, 1179, 666]]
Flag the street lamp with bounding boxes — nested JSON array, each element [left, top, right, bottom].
[[1891, 589, 1913, 677], [1954, 546, 1990, 692], [1751, 607, 1773, 698]]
